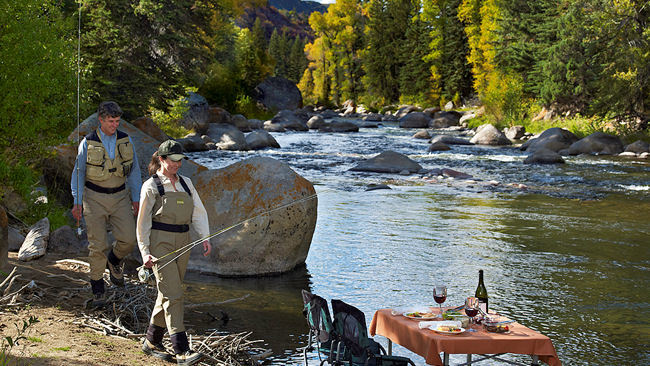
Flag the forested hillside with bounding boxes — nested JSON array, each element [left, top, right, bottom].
[[1, 0, 648, 225]]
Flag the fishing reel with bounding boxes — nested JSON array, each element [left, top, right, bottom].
[[137, 266, 154, 284]]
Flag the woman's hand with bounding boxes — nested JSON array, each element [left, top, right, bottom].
[[142, 254, 157, 268], [202, 240, 211, 257]]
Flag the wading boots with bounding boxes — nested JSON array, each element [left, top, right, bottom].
[[106, 250, 125, 286]]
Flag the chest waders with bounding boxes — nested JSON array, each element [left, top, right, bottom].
[[82, 129, 136, 288], [148, 174, 194, 336]]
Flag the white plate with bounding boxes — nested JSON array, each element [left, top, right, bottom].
[[433, 327, 466, 335], [403, 311, 438, 320]]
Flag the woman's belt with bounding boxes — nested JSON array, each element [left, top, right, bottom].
[[151, 221, 190, 233], [85, 181, 126, 194]]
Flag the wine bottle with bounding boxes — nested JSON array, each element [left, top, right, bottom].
[[475, 269, 488, 314]]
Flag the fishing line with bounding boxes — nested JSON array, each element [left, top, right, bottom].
[[75, 1, 82, 237], [138, 188, 332, 281]]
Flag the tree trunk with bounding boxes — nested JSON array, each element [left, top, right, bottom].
[[0, 206, 8, 272]]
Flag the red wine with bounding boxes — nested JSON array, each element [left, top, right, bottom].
[[465, 308, 479, 317], [434, 295, 446, 304], [475, 270, 489, 314]]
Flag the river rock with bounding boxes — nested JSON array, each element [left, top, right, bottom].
[[350, 151, 422, 174], [248, 119, 264, 130], [177, 132, 209, 152], [8, 227, 24, 252], [470, 124, 512, 145], [245, 130, 280, 150], [48, 225, 88, 255], [520, 127, 579, 153], [413, 130, 431, 139], [430, 135, 473, 145], [430, 111, 462, 128], [131, 116, 169, 142], [567, 132, 624, 155], [442, 168, 473, 179], [181, 92, 210, 132], [423, 107, 441, 118], [428, 141, 451, 152], [231, 114, 250, 132], [363, 113, 383, 121], [399, 112, 430, 128], [263, 121, 287, 132], [206, 123, 249, 151], [321, 109, 339, 119], [208, 107, 232, 126], [624, 140, 650, 154], [307, 115, 326, 129], [18, 218, 49, 261], [253, 76, 303, 111], [189, 157, 317, 276], [524, 148, 565, 164], [395, 105, 420, 119], [366, 184, 391, 191], [319, 121, 359, 133], [360, 122, 380, 128], [505, 125, 526, 140], [459, 113, 477, 125], [271, 110, 308, 131]]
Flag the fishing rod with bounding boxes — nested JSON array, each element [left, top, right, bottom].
[[137, 189, 330, 282]]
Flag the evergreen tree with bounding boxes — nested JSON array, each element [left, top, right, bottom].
[[81, 0, 219, 118], [400, 1, 434, 104], [268, 29, 283, 76], [288, 37, 307, 83]]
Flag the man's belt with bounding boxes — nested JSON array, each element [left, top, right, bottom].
[[151, 221, 190, 233], [85, 181, 126, 194]]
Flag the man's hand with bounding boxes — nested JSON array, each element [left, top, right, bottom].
[[202, 240, 212, 257], [71, 204, 82, 224], [142, 254, 157, 269], [132, 201, 139, 216]]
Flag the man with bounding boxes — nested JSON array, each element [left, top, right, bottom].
[[71, 101, 142, 307]]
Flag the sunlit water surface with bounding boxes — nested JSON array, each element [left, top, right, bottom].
[[183, 121, 649, 365]]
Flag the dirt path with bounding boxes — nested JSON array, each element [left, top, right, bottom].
[[0, 253, 169, 366]]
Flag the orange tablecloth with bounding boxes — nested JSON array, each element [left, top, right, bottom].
[[369, 309, 561, 366]]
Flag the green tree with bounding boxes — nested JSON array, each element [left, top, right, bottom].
[[80, 0, 218, 119], [400, 1, 434, 104], [0, 0, 77, 164]]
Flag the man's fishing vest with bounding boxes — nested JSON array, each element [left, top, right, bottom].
[[85, 128, 134, 188]]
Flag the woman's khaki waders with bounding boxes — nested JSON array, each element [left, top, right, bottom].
[[149, 189, 193, 335]]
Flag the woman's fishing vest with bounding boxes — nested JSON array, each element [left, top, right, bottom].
[[85, 128, 134, 189], [150, 174, 193, 233]]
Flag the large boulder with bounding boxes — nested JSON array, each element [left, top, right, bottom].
[[307, 115, 326, 129], [399, 112, 430, 128], [231, 114, 250, 132], [430, 135, 473, 145], [48, 225, 88, 255], [524, 148, 565, 164], [177, 132, 209, 152], [319, 121, 359, 133], [520, 127, 579, 153], [430, 111, 462, 128], [350, 151, 422, 174], [395, 105, 420, 119], [245, 130, 281, 150], [470, 124, 512, 145], [567, 132, 625, 155], [8, 226, 24, 252], [206, 123, 249, 151], [208, 107, 232, 126], [131, 116, 170, 142], [182, 92, 210, 132], [505, 125, 526, 140], [254, 76, 303, 111], [189, 157, 317, 276], [624, 140, 650, 154]]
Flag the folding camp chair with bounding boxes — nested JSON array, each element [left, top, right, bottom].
[[302, 290, 346, 365], [331, 299, 415, 366]]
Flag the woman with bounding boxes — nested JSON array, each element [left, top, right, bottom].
[[137, 139, 211, 366]]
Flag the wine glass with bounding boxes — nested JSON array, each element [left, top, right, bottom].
[[465, 297, 479, 332], [432, 285, 447, 317]]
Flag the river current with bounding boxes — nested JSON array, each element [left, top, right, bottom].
[[184, 119, 649, 365]]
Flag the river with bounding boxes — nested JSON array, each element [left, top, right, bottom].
[[184, 119, 650, 365]]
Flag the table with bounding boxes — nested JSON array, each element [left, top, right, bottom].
[[369, 309, 561, 366]]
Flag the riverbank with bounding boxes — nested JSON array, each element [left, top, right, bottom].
[[0, 253, 168, 366]]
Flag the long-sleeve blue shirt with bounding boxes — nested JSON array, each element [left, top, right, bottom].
[[70, 128, 142, 205]]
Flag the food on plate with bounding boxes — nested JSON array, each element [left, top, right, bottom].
[[405, 311, 436, 318], [437, 325, 462, 332], [442, 310, 462, 320], [485, 324, 510, 333]]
